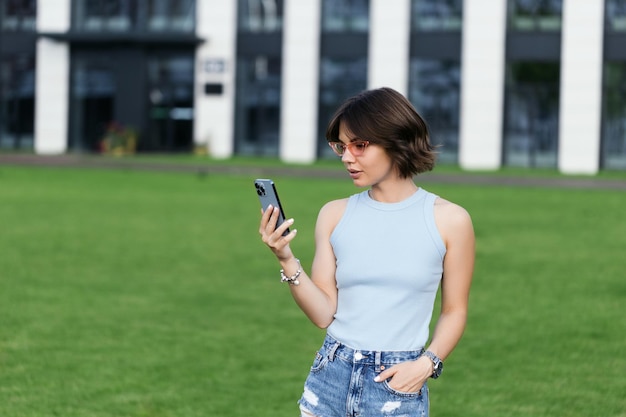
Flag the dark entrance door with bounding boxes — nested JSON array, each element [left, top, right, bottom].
[[69, 47, 194, 153]]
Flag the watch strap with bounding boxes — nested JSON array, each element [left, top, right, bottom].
[[423, 350, 443, 379]]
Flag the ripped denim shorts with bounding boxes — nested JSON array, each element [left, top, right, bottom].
[[297, 334, 429, 417]]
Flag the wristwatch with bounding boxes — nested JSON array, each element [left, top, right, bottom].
[[423, 351, 443, 379]]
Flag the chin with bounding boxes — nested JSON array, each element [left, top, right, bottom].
[[352, 179, 371, 188]]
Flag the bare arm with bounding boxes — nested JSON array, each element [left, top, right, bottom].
[[427, 199, 475, 360], [259, 199, 346, 328]]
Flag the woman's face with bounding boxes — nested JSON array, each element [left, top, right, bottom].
[[338, 122, 397, 188]]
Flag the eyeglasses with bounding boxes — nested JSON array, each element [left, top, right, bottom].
[[328, 140, 370, 157]]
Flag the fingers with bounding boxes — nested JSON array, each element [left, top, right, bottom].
[[260, 205, 284, 234], [374, 363, 426, 394], [259, 204, 274, 233], [259, 205, 297, 248], [374, 367, 395, 383], [273, 217, 295, 240], [259, 205, 279, 235]]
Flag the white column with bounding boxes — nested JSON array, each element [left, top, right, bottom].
[[459, 0, 507, 170], [194, 0, 238, 158], [367, 0, 411, 94], [279, 0, 321, 164], [558, 0, 605, 175], [34, 0, 71, 154]]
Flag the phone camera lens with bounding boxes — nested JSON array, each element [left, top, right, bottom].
[[255, 183, 266, 196]]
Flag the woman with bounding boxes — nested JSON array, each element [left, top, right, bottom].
[[259, 87, 475, 416]]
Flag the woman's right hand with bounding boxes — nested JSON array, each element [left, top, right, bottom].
[[259, 205, 297, 261]]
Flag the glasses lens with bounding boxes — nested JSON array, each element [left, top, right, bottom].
[[329, 142, 344, 156], [352, 141, 367, 155], [328, 141, 369, 156]]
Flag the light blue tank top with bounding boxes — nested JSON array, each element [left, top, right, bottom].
[[327, 188, 446, 351]]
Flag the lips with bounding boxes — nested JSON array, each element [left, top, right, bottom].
[[348, 169, 361, 179]]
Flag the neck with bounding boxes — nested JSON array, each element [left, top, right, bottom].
[[368, 178, 419, 203]]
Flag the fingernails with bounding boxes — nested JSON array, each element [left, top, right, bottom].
[[374, 376, 380, 382], [287, 218, 294, 224]]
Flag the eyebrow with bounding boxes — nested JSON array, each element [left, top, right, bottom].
[[335, 136, 363, 144]]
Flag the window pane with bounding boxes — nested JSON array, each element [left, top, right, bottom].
[[147, 0, 195, 32], [1, 0, 37, 31], [408, 59, 461, 164], [322, 0, 369, 32], [73, 0, 133, 31], [0, 54, 35, 150], [508, 0, 562, 31], [412, 0, 462, 31], [73, 0, 196, 32], [238, 0, 283, 32], [606, 0, 626, 31], [146, 55, 194, 151], [602, 62, 626, 170], [70, 58, 116, 152], [503, 62, 560, 168], [234, 56, 282, 156], [317, 57, 367, 157]]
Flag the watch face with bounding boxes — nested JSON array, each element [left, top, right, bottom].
[[424, 351, 443, 379], [432, 362, 443, 379]]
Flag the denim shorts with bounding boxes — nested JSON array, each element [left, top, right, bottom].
[[298, 334, 429, 417]]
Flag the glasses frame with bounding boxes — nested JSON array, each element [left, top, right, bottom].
[[327, 140, 370, 157]]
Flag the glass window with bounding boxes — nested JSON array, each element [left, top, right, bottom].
[[412, 0, 462, 31], [602, 62, 626, 170], [0, 54, 35, 150], [73, 0, 134, 31], [502, 62, 560, 168], [606, 0, 626, 31], [234, 56, 282, 156], [0, 0, 36, 31], [508, 0, 562, 31], [72, 0, 195, 32], [238, 0, 283, 32], [408, 59, 461, 164], [146, 55, 194, 151], [322, 0, 369, 32], [70, 58, 116, 152], [146, 0, 195, 32], [317, 57, 367, 157]]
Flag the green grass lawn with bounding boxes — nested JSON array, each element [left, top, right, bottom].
[[0, 164, 624, 417]]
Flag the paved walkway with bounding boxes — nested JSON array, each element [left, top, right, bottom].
[[1, 153, 625, 191]]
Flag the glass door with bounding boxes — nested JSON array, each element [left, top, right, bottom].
[[146, 53, 194, 152], [69, 56, 115, 152]]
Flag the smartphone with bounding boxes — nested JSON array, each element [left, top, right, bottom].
[[254, 178, 290, 236]]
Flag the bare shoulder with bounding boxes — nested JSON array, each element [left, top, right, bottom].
[[433, 197, 474, 244], [315, 198, 348, 253], [434, 197, 472, 222], [317, 198, 349, 231]]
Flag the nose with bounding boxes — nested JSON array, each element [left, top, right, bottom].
[[341, 147, 356, 163]]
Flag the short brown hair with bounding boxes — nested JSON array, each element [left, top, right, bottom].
[[326, 87, 436, 178]]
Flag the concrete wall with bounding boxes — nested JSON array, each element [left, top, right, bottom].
[[459, 0, 507, 170], [558, 0, 605, 174], [34, 0, 71, 154], [368, 0, 411, 94], [194, 0, 238, 158], [279, 0, 322, 163]]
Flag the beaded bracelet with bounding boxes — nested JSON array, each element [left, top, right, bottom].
[[280, 258, 301, 286]]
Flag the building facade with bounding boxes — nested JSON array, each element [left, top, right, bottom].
[[1, 0, 625, 174]]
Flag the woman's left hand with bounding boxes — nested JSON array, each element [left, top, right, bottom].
[[373, 356, 432, 393]]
